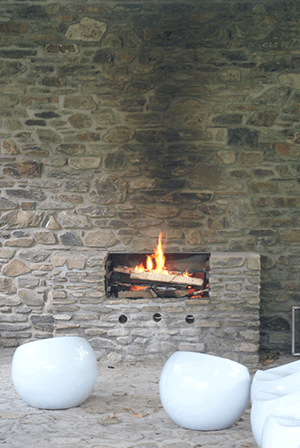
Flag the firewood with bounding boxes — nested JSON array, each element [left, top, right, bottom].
[[113, 265, 198, 278], [174, 290, 190, 298], [130, 270, 204, 287], [118, 290, 153, 298], [149, 288, 158, 298], [187, 287, 209, 297], [113, 266, 133, 275]]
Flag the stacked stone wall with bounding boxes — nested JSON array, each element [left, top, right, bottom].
[[0, 0, 299, 356]]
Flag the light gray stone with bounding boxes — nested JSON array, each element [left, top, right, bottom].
[[83, 229, 117, 247], [0, 211, 43, 228], [34, 232, 56, 245], [56, 211, 90, 228], [18, 289, 44, 306], [0, 277, 17, 294], [65, 17, 107, 42], [2, 259, 31, 277]]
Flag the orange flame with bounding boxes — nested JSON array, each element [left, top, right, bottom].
[[153, 232, 167, 273], [135, 262, 145, 272], [134, 232, 169, 274], [146, 255, 153, 271]]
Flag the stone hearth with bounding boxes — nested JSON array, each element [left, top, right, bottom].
[[50, 249, 260, 364]]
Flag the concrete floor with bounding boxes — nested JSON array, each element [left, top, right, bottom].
[[0, 347, 296, 448]]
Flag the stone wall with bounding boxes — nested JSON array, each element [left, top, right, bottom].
[[0, 0, 299, 356]]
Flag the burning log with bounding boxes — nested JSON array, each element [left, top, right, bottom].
[[113, 266, 133, 275], [130, 270, 204, 287]]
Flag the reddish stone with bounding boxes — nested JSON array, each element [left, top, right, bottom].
[[20, 96, 58, 105], [20, 144, 48, 156], [247, 110, 277, 126], [271, 197, 299, 207], [1, 140, 18, 154], [249, 182, 280, 194], [44, 43, 78, 54], [238, 151, 264, 165], [3, 161, 42, 178], [53, 15, 76, 22], [0, 23, 30, 33], [280, 229, 300, 244], [76, 132, 101, 142], [275, 142, 299, 156], [212, 114, 243, 125], [256, 197, 268, 207], [261, 217, 297, 227], [54, 194, 83, 204], [56, 144, 85, 155], [42, 77, 66, 87], [69, 114, 92, 129], [104, 127, 135, 143], [21, 202, 36, 210]]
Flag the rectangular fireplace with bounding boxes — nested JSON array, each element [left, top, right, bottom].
[[105, 252, 209, 300], [52, 248, 261, 365]]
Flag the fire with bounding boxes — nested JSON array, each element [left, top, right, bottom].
[[152, 231, 168, 273], [129, 285, 148, 291], [135, 262, 145, 272], [134, 232, 192, 277], [134, 232, 168, 274]]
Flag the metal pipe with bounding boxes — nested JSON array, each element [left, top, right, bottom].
[[292, 306, 300, 356]]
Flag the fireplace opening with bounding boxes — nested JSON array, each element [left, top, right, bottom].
[[105, 252, 210, 300]]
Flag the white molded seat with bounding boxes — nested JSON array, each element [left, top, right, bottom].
[[159, 351, 250, 431], [251, 390, 300, 448], [262, 415, 300, 448], [11, 336, 97, 409], [256, 359, 300, 376], [251, 360, 300, 403], [251, 370, 300, 403], [252, 359, 300, 385]]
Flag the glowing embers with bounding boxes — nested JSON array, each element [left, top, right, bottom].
[[105, 235, 209, 300]]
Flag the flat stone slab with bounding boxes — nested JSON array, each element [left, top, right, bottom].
[[0, 348, 295, 447]]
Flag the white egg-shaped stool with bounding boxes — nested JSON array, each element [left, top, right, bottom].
[[159, 351, 251, 431], [262, 415, 300, 448], [251, 369, 300, 403], [11, 336, 97, 410], [251, 390, 300, 448]]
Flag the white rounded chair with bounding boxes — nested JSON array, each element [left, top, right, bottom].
[[261, 415, 300, 448], [251, 389, 300, 448], [255, 359, 300, 376], [11, 336, 97, 409], [251, 359, 300, 403], [159, 351, 251, 430], [251, 369, 300, 403]]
